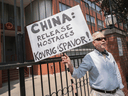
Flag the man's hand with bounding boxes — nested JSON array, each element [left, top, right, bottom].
[[61, 53, 71, 65], [61, 53, 74, 74]]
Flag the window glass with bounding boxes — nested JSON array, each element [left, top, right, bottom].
[[98, 19, 101, 26], [0, 1, 21, 25], [59, 3, 70, 11], [124, 23, 127, 29], [84, 0, 88, 3], [25, 0, 52, 25], [84, 0, 88, 7], [91, 17, 95, 23], [97, 19, 104, 27], [92, 3, 95, 9], [102, 21, 104, 26], [74, 0, 80, 3], [96, 5, 101, 12], [86, 14, 95, 25], [88, 1, 91, 7], [86, 14, 90, 22]]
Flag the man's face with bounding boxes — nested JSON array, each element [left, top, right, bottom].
[[92, 33, 106, 52]]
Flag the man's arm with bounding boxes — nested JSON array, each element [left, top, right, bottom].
[[62, 53, 92, 79]]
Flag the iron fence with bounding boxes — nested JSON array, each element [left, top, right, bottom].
[[0, 54, 92, 96], [0, 0, 127, 96]]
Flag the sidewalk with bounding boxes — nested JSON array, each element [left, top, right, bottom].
[[0, 72, 91, 96]]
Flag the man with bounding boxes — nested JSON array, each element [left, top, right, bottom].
[[61, 31, 124, 96]]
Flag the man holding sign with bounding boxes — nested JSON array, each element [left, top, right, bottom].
[[61, 32, 124, 96]]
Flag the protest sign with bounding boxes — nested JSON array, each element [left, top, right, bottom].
[[26, 5, 93, 62]]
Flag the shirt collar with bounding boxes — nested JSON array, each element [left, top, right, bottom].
[[94, 49, 102, 56], [94, 49, 110, 59]]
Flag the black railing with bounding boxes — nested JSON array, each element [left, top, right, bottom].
[[0, 55, 91, 96], [0, 0, 127, 96]]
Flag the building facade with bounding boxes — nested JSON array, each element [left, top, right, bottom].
[[0, 0, 128, 95]]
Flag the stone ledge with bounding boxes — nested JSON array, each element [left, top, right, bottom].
[[102, 28, 126, 36]]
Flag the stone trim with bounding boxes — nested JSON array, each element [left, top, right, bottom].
[[102, 28, 126, 36]]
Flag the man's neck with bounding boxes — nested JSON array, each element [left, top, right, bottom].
[[95, 48, 108, 56], [94, 47, 105, 52]]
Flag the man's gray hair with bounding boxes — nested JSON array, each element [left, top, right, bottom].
[[92, 31, 104, 41]]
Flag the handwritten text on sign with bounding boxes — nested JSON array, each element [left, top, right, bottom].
[[26, 5, 93, 62]]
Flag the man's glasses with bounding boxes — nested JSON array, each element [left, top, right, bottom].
[[94, 37, 106, 41]]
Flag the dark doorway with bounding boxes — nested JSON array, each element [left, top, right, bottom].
[[5, 36, 16, 62]]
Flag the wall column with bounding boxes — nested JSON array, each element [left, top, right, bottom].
[[0, 70, 2, 88], [0, 19, 2, 88]]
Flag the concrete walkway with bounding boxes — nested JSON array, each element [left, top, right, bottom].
[[0, 72, 91, 96]]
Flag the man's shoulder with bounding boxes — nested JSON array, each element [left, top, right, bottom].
[[84, 50, 95, 58], [88, 50, 97, 55]]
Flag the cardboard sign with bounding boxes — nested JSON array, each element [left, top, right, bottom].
[[26, 5, 93, 62]]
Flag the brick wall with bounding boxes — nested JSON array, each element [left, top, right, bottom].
[[25, 1, 128, 95], [105, 32, 128, 96]]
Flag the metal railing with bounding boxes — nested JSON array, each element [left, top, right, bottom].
[[0, 0, 127, 96], [0, 54, 91, 96]]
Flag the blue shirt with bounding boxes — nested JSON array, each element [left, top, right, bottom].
[[72, 49, 124, 91]]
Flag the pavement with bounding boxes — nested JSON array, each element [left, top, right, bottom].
[[0, 72, 91, 96]]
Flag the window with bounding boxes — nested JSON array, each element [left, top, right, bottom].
[[86, 14, 90, 22], [91, 17, 95, 24], [97, 19, 104, 27], [84, 0, 96, 10], [84, 0, 88, 3], [25, 0, 52, 25], [119, 23, 123, 26], [98, 19, 101, 26], [84, 0, 88, 7], [86, 14, 95, 26], [96, 5, 101, 13], [0, 2, 21, 25], [59, 3, 70, 12], [124, 23, 127, 29], [88, 1, 91, 7], [84, 0, 91, 7], [97, 19, 104, 30], [92, 3, 95, 9], [75, 0, 80, 3]]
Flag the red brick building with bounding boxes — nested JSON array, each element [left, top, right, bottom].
[[0, 0, 128, 95]]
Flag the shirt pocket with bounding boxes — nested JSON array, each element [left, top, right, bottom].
[[110, 61, 117, 75]]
